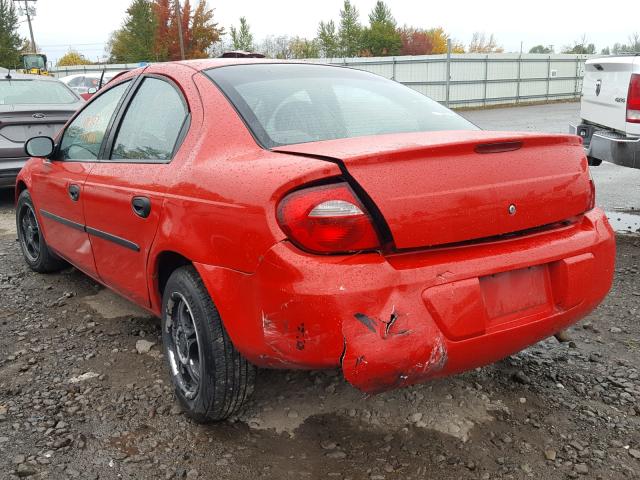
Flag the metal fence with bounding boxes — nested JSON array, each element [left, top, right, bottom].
[[319, 53, 590, 108], [50, 53, 591, 108]]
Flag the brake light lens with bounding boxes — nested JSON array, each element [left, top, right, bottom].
[[277, 182, 381, 254], [588, 178, 596, 210], [627, 74, 640, 124]]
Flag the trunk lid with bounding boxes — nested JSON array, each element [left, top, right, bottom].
[[275, 131, 592, 249], [0, 105, 74, 158], [581, 56, 640, 135]]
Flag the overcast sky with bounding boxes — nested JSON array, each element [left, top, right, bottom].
[[18, 0, 638, 63]]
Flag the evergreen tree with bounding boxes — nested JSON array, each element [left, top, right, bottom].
[[361, 1, 401, 56], [0, 0, 22, 68], [368, 1, 394, 25], [317, 20, 340, 58], [338, 0, 362, 57], [108, 0, 157, 63], [230, 17, 253, 51]]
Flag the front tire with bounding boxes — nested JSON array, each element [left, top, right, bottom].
[[161, 266, 255, 422], [16, 190, 66, 273]]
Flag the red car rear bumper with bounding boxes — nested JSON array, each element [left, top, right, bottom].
[[195, 208, 615, 394]]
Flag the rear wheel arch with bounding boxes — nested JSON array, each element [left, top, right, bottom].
[[155, 250, 192, 301]]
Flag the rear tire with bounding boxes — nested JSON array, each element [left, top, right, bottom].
[[161, 266, 255, 422], [16, 190, 66, 273], [587, 156, 602, 166]]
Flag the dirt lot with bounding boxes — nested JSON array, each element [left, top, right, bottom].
[[1, 101, 640, 479], [1, 190, 640, 480]]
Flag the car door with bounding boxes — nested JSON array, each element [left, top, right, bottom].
[[31, 80, 132, 277], [82, 75, 191, 307]]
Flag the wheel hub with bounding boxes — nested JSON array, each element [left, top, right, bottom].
[[166, 293, 201, 399], [19, 205, 40, 262]]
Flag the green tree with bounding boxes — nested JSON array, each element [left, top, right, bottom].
[[230, 16, 253, 51], [338, 0, 362, 57], [0, 0, 22, 68], [562, 35, 595, 54], [361, 1, 401, 56], [289, 37, 320, 59], [368, 0, 394, 25], [57, 50, 93, 66], [529, 45, 553, 54], [108, 0, 157, 63], [317, 20, 340, 58]]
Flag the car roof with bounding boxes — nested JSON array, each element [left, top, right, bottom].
[[175, 58, 314, 72]]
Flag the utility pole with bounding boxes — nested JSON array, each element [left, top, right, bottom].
[[13, 0, 37, 52], [174, 0, 186, 60]]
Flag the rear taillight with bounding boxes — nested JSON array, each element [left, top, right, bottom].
[[588, 178, 596, 210], [627, 74, 640, 124], [277, 182, 381, 254]]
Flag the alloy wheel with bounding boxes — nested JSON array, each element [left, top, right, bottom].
[[19, 204, 41, 263], [165, 292, 202, 400]]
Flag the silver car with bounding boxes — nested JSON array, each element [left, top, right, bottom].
[[0, 71, 84, 187]]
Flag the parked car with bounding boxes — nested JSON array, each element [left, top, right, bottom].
[[0, 72, 83, 187], [16, 60, 615, 422], [59, 71, 123, 96], [570, 54, 640, 169]]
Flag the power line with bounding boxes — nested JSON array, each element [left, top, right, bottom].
[[38, 42, 108, 48]]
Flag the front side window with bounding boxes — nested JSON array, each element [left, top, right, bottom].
[[110, 77, 188, 161], [59, 81, 130, 160], [206, 64, 478, 148]]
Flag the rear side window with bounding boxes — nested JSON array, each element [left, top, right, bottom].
[[206, 64, 477, 148], [110, 77, 188, 162], [59, 81, 130, 160]]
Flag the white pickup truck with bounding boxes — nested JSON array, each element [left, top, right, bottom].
[[571, 55, 640, 169]]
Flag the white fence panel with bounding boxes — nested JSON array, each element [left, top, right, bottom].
[[50, 53, 592, 108]]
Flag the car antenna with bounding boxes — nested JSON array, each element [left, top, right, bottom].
[[98, 68, 106, 90]]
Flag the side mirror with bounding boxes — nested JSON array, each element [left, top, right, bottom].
[[87, 87, 98, 94], [25, 136, 54, 158]]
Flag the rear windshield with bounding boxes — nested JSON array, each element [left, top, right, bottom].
[[0, 79, 78, 105], [206, 63, 477, 148]]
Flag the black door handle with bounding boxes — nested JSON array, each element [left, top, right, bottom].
[[131, 196, 151, 218], [68, 184, 80, 201]]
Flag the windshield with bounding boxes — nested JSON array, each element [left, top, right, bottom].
[[22, 55, 46, 70], [0, 79, 78, 105], [206, 63, 477, 148]]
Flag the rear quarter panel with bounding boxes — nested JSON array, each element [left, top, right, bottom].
[[147, 73, 340, 311]]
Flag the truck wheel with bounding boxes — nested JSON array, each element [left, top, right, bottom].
[[587, 156, 602, 166], [161, 266, 255, 422], [16, 190, 66, 273]]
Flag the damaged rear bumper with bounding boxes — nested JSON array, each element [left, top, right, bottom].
[[194, 209, 615, 394]]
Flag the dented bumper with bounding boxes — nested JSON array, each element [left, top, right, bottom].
[[195, 209, 615, 394]]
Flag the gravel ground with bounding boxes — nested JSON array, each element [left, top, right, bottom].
[[1, 103, 640, 479]]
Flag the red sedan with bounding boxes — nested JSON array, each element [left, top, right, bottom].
[[15, 60, 615, 422]]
